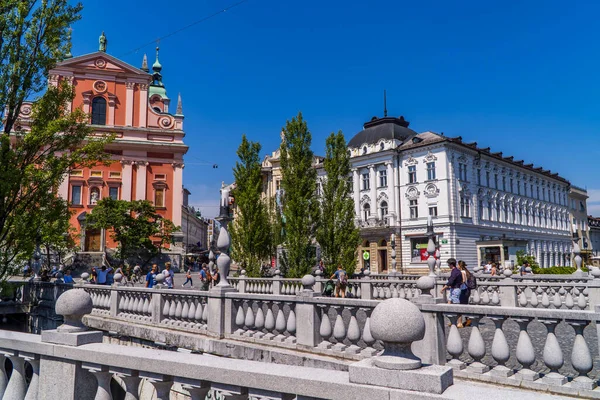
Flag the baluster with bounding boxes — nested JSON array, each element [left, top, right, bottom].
[[355, 284, 361, 298], [243, 300, 255, 337], [480, 288, 490, 305], [274, 302, 287, 342], [147, 379, 173, 400], [577, 286, 587, 309], [491, 287, 500, 305], [88, 367, 113, 400], [567, 320, 596, 390], [391, 284, 399, 298], [552, 288, 562, 309], [518, 286, 527, 307], [539, 319, 566, 386], [465, 315, 489, 373], [174, 298, 183, 321], [331, 306, 347, 352], [514, 317, 538, 381], [372, 284, 379, 299], [168, 297, 177, 324], [317, 305, 332, 349], [162, 297, 170, 322], [565, 288, 574, 309], [0, 355, 7, 398], [136, 295, 144, 318], [183, 383, 210, 400], [181, 297, 190, 327], [530, 287, 539, 307], [195, 300, 204, 329], [119, 372, 141, 400], [118, 294, 126, 314], [446, 314, 465, 370], [254, 301, 265, 339], [345, 307, 361, 354], [360, 308, 378, 356], [201, 300, 208, 323], [211, 383, 247, 400], [471, 288, 480, 304], [285, 303, 296, 343], [541, 287, 550, 308], [488, 316, 513, 377], [23, 356, 39, 400], [234, 302, 245, 334], [264, 302, 276, 340], [188, 298, 197, 324], [2, 354, 27, 400]]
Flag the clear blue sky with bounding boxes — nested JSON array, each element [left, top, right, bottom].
[[71, 0, 600, 217]]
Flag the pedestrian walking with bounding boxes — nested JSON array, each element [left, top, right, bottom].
[[440, 258, 462, 305], [162, 262, 174, 289], [96, 265, 112, 285], [457, 260, 475, 328], [212, 267, 221, 286], [182, 266, 194, 288]]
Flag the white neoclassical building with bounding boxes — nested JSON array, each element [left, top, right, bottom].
[[347, 115, 574, 273]]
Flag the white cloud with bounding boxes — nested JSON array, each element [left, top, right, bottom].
[[588, 188, 600, 217]]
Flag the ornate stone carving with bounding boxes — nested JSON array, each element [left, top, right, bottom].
[[139, 83, 149, 91], [424, 183, 439, 198], [93, 80, 107, 93], [405, 186, 419, 199], [125, 82, 136, 90], [120, 159, 134, 166], [404, 155, 418, 166], [94, 58, 107, 69], [172, 162, 184, 169], [159, 116, 174, 129], [457, 154, 467, 163], [424, 151, 437, 162], [377, 192, 389, 202], [19, 104, 32, 116], [360, 195, 371, 206], [134, 161, 149, 167]]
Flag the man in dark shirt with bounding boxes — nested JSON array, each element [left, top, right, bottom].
[[440, 258, 462, 304]]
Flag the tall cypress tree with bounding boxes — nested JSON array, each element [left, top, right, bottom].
[[279, 112, 318, 277], [229, 135, 271, 277], [316, 131, 360, 275]]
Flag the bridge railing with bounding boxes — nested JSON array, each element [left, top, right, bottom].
[[0, 327, 429, 400]]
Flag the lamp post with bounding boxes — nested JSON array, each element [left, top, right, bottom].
[[214, 182, 233, 287], [426, 215, 436, 277], [572, 223, 584, 276]]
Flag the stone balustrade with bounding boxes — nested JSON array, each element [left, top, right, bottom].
[[418, 303, 600, 397]]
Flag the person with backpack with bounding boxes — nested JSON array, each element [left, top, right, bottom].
[[457, 260, 477, 327], [199, 264, 210, 291], [331, 264, 348, 298]]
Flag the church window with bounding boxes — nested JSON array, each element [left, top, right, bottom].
[[363, 203, 371, 220], [91, 97, 107, 125], [109, 186, 119, 200], [154, 188, 165, 208]]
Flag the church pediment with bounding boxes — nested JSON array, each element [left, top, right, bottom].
[[53, 52, 150, 77]]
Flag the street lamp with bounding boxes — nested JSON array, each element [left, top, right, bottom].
[[214, 183, 233, 287], [572, 223, 584, 276]]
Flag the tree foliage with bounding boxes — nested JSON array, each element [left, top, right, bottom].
[[0, 1, 111, 279], [316, 131, 360, 275], [279, 112, 318, 277], [229, 135, 272, 276], [39, 197, 77, 267], [86, 199, 178, 264]]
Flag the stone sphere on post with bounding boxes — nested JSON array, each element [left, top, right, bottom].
[[370, 298, 425, 370], [363, 269, 371, 278], [154, 273, 165, 288], [503, 268, 513, 278], [55, 289, 93, 333], [240, 269, 247, 277], [80, 272, 89, 283], [416, 276, 435, 297], [301, 274, 315, 291], [113, 273, 123, 284]]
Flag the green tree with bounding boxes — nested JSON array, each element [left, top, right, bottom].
[[0, 1, 110, 279], [85, 199, 179, 265], [39, 197, 77, 268], [316, 131, 360, 275], [279, 112, 319, 277], [229, 135, 272, 277], [516, 250, 539, 269]]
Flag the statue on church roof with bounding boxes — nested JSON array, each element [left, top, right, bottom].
[[99, 31, 107, 52]]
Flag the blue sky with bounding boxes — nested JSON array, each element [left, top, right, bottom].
[[71, 0, 600, 217]]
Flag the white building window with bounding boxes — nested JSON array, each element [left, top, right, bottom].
[[460, 196, 470, 217], [429, 206, 438, 217], [478, 200, 484, 220], [477, 169, 481, 185], [502, 176, 506, 191], [458, 163, 467, 181], [380, 201, 388, 220], [363, 203, 371, 220], [362, 173, 370, 191], [486, 171, 490, 187], [410, 199, 418, 219], [379, 169, 387, 187], [426, 162, 436, 181], [488, 203, 493, 221], [408, 165, 416, 184]]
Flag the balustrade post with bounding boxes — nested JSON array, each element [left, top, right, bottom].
[[586, 284, 600, 310], [238, 270, 247, 293], [211, 382, 248, 400], [360, 273, 372, 300], [498, 278, 517, 307], [445, 314, 465, 370], [151, 292, 164, 324], [539, 319, 566, 386], [513, 317, 538, 381], [272, 272, 282, 295], [0, 355, 8, 398], [295, 276, 320, 348], [464, 315, 489, 374], [2, 353, 27, 400], [411, 278, 446, 365], [567, 319, 597, 390], [313, 270, 323, 294], [84, 364, 113, 400], [110, 287, 120, 318]]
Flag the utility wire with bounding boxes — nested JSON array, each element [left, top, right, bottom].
[[121, 0, 251, 56]]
